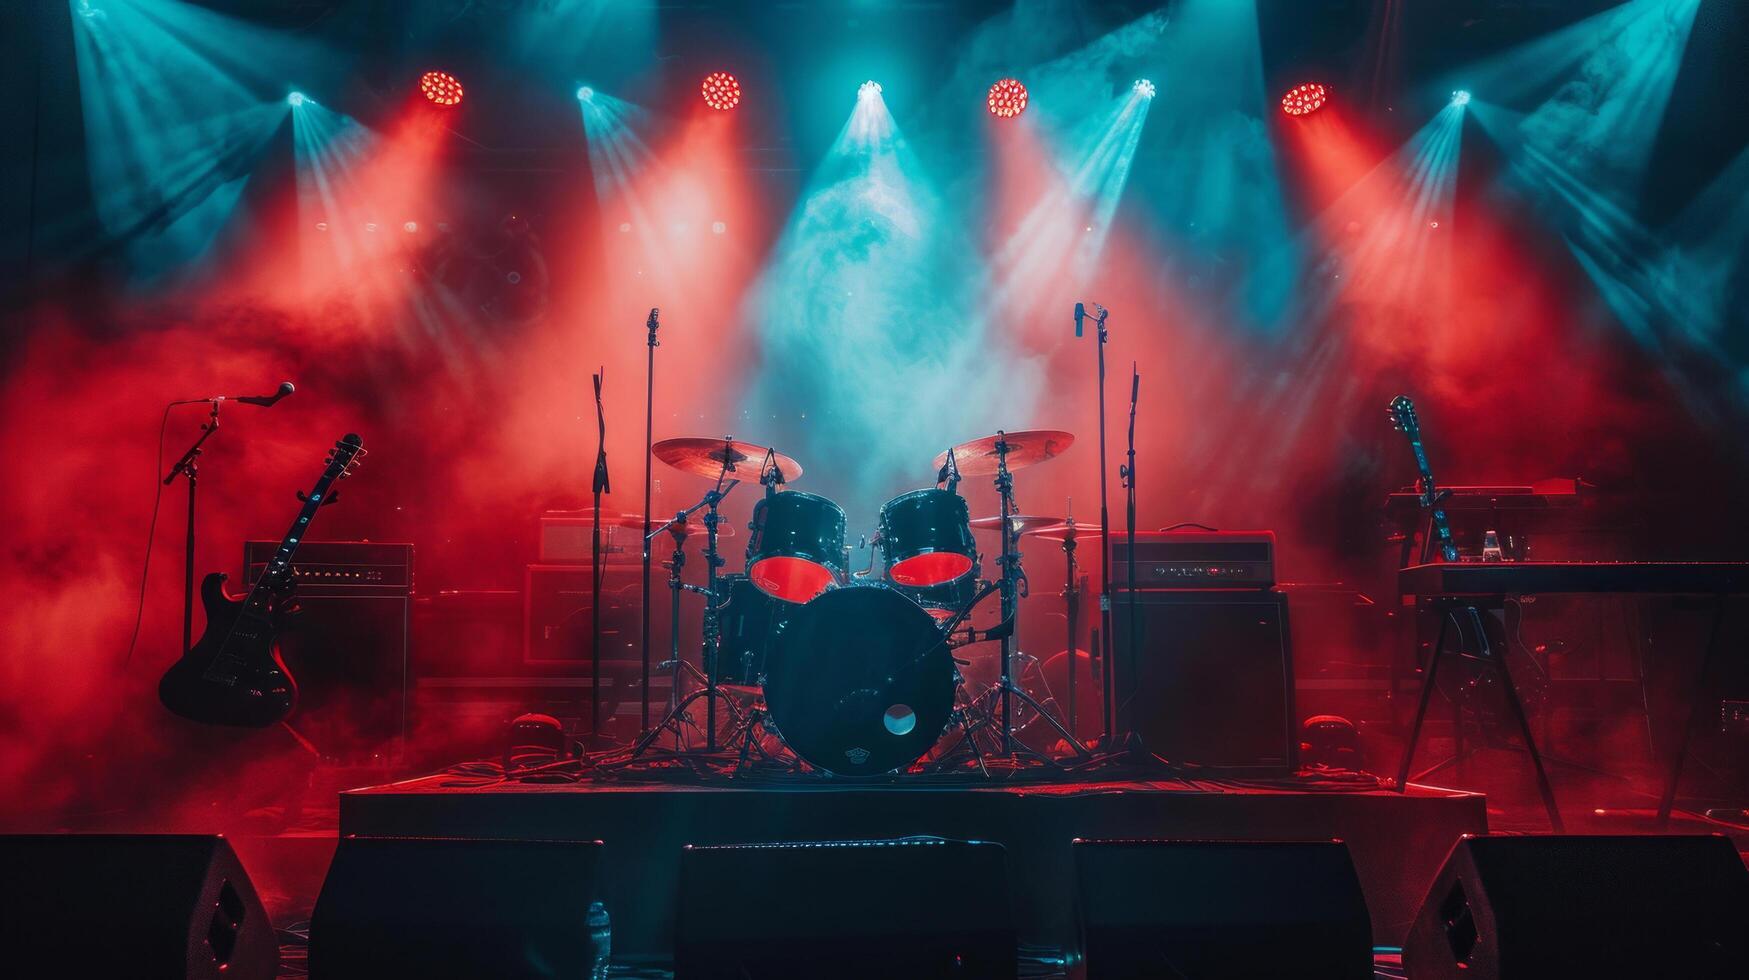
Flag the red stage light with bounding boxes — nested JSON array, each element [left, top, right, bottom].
[[701, 71, 740, 111], [1280, 82, 1328, 117], [420, 70, 464, 107], [987, 78, 1028, 119]]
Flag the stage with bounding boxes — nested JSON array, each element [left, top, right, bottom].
[[340, 772, 1487, 957]]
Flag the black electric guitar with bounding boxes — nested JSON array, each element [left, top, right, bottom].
[[158, 434, 365, 727], [1388, 395, 1459, 563]]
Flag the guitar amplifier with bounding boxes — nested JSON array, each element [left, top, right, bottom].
[[524, 564, 644, 666], [1109, 529, 1276, 589], [244, 541, 412, 759], [1110, 589, 1296, 772], [539, 512, 643, 564]]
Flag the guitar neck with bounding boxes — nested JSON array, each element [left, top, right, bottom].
[[240, 473, 340, 616], [1406, 436, 1459, 563]]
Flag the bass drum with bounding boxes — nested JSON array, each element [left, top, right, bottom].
[[763, 586, 954, 776]]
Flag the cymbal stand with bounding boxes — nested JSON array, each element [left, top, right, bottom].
[[991, 433, 1090, 761], [700, 451, 737, 752], [628, 478, 741, 759]]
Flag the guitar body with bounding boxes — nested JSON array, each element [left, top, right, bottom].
[[158, 572, 298, 728]]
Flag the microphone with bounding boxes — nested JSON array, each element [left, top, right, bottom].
[[217, 382, 296, 407], [1074, 302, 1085, 338]]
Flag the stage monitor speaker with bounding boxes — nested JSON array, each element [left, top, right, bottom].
[[1403, 834, 1749, 979], [676, 838, 1015, 979], [1072, 838, 1372, 979], [310, 835, 606, 979], [1110, 589, 1296, 771], [0, 834, 278, 980]]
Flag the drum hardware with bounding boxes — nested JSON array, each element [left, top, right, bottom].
[[628, 458, 744, 758], [944, 429, 1091, 761], [1059, 511, 1084, 738]]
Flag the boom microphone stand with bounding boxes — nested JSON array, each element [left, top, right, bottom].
[[163, 399, 222, 659], [589, 369, 611, 746], [640, 308, 659, 730]]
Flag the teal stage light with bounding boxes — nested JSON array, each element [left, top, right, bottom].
[[1450, 90, 1471, 107]]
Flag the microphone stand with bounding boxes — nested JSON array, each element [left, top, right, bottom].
[[590, 369, 611, 747], [1089, 303, 1116, 745], [163, 399, 222, 659], [1121, 364, 1140, 749], [640, 308, 659, 731]]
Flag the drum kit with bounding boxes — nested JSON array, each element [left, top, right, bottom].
[[626, 430, 1098, 777]]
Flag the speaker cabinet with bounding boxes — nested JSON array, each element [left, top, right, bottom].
[[0, 834, 278, 980], [1404, 834, 1749, 979], [676, 839, 1016, 979], [525, 563, 646, 665], [245, 541, 411, 759], [310, 835, 606, 979], [1110, 590, 1296, 771], [1073, 839, 1372, 979]]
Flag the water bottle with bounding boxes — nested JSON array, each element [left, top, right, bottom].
[[586, 900, 611, 979]]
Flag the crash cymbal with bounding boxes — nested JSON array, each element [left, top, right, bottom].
[[652, 437, 803, 483], [969, 514, 1072, 535], [933, 429, 1074, 476]]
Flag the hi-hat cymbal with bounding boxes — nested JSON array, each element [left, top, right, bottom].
[[969, 515, 1072, 535], [933, 430, 1074, 476], [653, 437, 803, 482]]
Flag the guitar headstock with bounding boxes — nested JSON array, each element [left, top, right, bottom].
[[1388, 395, 1420, 440], [327, 433, 367, 480]]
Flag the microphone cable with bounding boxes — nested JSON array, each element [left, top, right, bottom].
[[122, 402, 175, 667]]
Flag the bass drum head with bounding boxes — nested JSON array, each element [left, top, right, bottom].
[[763, 586, 954, 776]]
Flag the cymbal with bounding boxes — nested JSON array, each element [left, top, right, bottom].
[[969, 515, 1071, 535], [933, 429, 1074, 476], [652, 437, 803, 483]]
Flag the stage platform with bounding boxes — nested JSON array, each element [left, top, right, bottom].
[[341, 773, 1487, 956]]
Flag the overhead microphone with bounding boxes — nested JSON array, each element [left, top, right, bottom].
[[216, 381, 296, 407], [1074, 302, 1085, 338]]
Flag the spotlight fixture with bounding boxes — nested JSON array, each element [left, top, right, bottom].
[[702, 71, 740, 111], [287, 91, 306, 107], [1450, 89, 1472, 107], [575, 85, 594, 102], [859, 80, 882, 100], [1280, 81, 1328, 117], [1133, 79, 1156, 100], [987, 78, 1028, 118], [419, 70, 464, 107]]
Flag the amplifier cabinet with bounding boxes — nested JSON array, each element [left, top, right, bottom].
[[245, 541, 411, 760], [1109, 589, 1296, 772], [524, 564, 645, 666], [1109, 529, 1276, 589]]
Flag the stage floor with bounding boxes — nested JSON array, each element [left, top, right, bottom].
[[341, 772, 1487, 956]]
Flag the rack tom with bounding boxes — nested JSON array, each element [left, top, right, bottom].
[[878, 488, 977, 588], [746, 490, 847, 603]]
